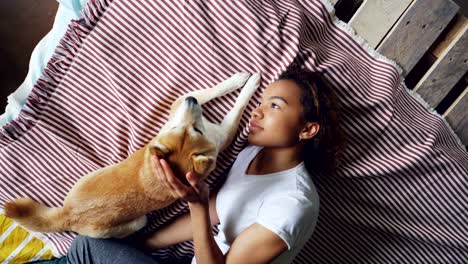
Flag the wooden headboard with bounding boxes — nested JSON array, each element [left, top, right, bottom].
[[334, 0, 467, 145]]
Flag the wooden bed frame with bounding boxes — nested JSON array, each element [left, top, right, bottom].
[[332, 0, 467, 146]]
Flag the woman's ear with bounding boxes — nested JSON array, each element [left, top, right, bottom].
[[299, 122, 320, 140]]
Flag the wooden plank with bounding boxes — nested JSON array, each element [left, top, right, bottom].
[[377, 0, 459, 76], [431, 13, 467, 58], [414, 24, 468, 107], [349, 0, 413, 48], [443, 87, 467, 145]]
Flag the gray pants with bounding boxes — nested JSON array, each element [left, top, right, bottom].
[[66, 235, 164, 264]]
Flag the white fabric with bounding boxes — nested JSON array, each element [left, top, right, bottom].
[[0, 0, 88, 126], [57, 0, 89, 14], [192, 145, 320, 264]]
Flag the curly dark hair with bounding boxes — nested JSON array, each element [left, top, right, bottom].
[[279, 66, 344, 178]]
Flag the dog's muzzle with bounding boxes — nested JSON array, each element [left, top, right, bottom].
[[185, 96, 198, 105]]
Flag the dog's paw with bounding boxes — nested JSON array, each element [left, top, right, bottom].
[[245, 73, 261, 89], [238, 73, 261, 101], [224, 72, 251, 89]]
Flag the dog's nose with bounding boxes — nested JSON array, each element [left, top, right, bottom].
[[185, 96, 198, 105]]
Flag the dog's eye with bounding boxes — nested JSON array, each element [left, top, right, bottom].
[[194, 127, 203, 135]]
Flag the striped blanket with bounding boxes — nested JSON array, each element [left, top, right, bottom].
[[1, 0, 467, 263]]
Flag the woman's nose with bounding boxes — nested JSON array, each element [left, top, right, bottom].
[[252, 106, 263, 119]]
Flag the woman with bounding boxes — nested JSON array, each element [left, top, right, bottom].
[[61, 66, 342, 264]]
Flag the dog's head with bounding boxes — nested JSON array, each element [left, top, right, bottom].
[[150, 96, 216, 185]]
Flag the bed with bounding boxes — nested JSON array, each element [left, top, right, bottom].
[[1, 0, 466, 263]]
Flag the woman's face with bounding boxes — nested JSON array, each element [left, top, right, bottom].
[[248, 80, 306, 147]]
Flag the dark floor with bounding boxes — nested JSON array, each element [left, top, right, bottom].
[[0, 0, 58, 111]]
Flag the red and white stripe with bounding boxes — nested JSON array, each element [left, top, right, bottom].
[[1, 0, 466, 262]]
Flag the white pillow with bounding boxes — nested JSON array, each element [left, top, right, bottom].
[[0, 0, 89, 126]]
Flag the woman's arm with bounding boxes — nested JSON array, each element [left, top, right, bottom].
[[153, 158, 227, 263], [189, 201, 225, 264], [189, 203, 287, 264], [142, 165, 220, 251], [189, 205, 288, 264], [224, 223, 288, 263], [142, 211, 192, 250], [153, 158, 287, 264]]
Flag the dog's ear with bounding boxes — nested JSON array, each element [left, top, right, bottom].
[[192, 154, 215, 175], [150, 144, 171, 159]]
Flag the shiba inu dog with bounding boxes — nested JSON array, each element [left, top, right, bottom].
[[4, 72, 260, 238]]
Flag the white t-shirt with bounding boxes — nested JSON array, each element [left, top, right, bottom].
[[191, 145, 320, 264]]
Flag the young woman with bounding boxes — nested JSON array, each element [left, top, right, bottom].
[[61, 67, 342, 264]]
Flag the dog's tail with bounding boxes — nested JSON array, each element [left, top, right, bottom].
[[4, 198, 69, 233]]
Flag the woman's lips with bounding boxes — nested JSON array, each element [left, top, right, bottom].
[[249, 121, 263, 132]]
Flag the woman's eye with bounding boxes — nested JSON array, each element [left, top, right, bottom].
[[271, 103, 280, 109], [256, 102, 262, 107]]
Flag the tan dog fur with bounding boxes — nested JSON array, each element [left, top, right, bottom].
[[4, 72, 260, 238]]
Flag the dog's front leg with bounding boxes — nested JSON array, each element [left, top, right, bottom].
[[218, 73, 261, 151], [173, 73, 251, 109]]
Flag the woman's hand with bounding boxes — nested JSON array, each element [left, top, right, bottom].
[[152, 156, 209, 204]]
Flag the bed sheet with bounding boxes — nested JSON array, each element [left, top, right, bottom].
[[0, 0, 466, 263]]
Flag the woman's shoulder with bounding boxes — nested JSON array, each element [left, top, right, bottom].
[[295, 165, 320, 203]]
